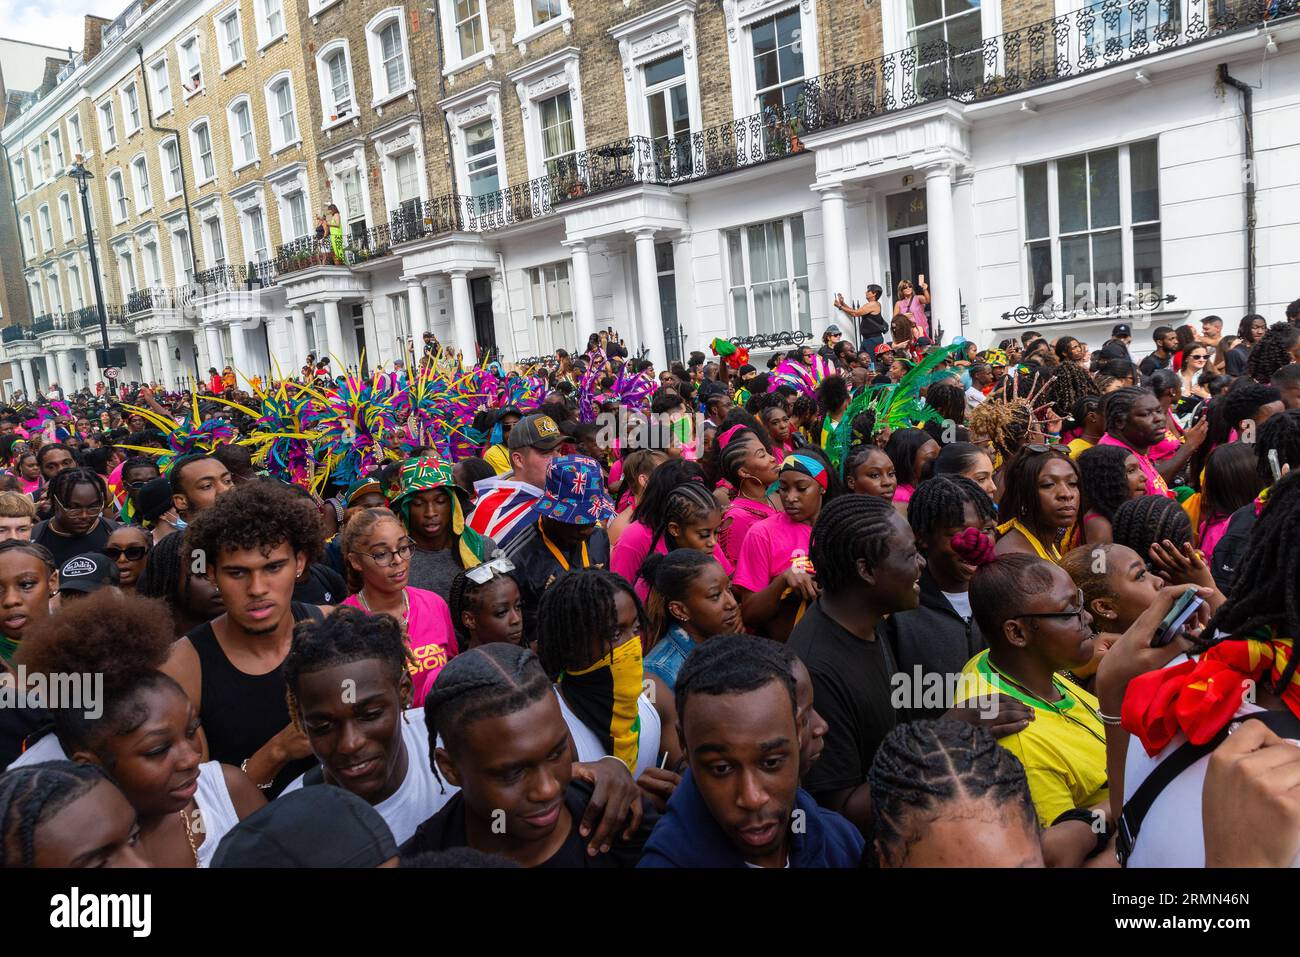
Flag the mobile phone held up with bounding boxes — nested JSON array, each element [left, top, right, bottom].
[[1152, 586, 1205, 648]]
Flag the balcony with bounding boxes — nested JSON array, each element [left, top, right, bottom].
[[31, 313, 70, 335], [274, 237, 344, 277], [126, 288, 153, 315], [1, 325, 34, 344]]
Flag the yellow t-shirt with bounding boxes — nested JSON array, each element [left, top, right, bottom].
[[484, 443, 511, 475], [1067, 437, 1096, 460], [956, 650, 1109, 827]]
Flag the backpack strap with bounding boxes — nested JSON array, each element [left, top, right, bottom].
[[1117, 709, 1300, 865]]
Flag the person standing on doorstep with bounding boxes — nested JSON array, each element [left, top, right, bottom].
[[638, 635, 864, 868], [1099, 323, 1134, 363], [1226, 314, 1267, 377], [468, 413, 564, 547], [160, 481, 333, 798], [169, 453, 234, 525], [503, 455, 615, 644], [893, 276, 931, 342], [835, 284, 887, 360], [1138, 326, 1178, 377]]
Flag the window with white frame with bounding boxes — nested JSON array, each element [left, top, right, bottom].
[[29, 144, 44, 184], [203, 211, 227, 267], [538, 92, 575, 179], [48, 129, 64, 172], [723, 215, 811, 336], [131, 156, 152, 211], [12, 157, 26, 197], [751, 9, 804, 112], [228, 99, 257, 168], [339, 168, 367, 240], [28, 278, 44, 316], [108, 170, 129, 223], [218, 7, 245, 70], [368, 12, 410, 101], [67, 263, 84, 310], [191, 120, 216, 181], [244, 205, 270, 262], [150, 58, 172, 115], [907, 0, 983, 96], [266, 76, 298, 149], [452, 0, 486, 60], [122, 83, 141, 135], [319, 45, 355, 123], [1021, 140, 1161, 313], [528, 262, 575, 354], [512, 0, 569, 44], [393, 149, 421, 217], [20, 217, 35, 258], [117, 246, 137, 294], [463, 119, 500, 198], [644, 53, 691, 174], [38, 205, 53, 250], [179, 35, 204, 93], [285, 190, 309, 239], [161, 139, 183, 197], [258, 0, 285, 46], [67, 113, 83, 156], [59, 193, 74, 241], [171, 226, 195, 284], [45, 272, 62, 314], [99, 101, 118, 149], [141, 232, 162, 286]]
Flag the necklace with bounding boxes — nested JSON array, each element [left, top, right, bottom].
[[988, 658, 1106, 745], [180, 806, 200, 866], [357, 588, 410, 626]]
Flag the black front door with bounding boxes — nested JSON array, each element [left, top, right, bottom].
[[888, 232, 935, 338], [470, 276, 496, 361]]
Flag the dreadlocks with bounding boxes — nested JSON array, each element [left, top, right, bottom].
[[809, 494, 899, 594], [534, 568, 647, 680], [967, 399, 1031, 462], [868, 719, 1035, 868], [0, 761, 111, 868], [1040, 361, 1099, 419], [47, 467, 106, 511], [1255, 409, 1300, 485]]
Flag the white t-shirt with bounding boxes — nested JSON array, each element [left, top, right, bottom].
[[554, 687, 662, 780], [1123, 699, 1300, 867], [6, 730, 63, 769], [942, 590, 972, 621], [965, 386, 987, 409], [281, 707, 456, 845]]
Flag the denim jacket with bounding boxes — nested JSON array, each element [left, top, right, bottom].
[[643, 625, 698, 692]]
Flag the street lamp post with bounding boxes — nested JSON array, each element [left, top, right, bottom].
[[66, 155, 115, 397]]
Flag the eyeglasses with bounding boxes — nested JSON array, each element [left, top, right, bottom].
[[1021, 444, 1068, 456], [54, 497, 103, 517], [358, 540, 415, 566], [104, 545, 149, 562], [465, 555, 516, 585], [1016, 590, 1089, 625], [1187, 354, 1208, 361]]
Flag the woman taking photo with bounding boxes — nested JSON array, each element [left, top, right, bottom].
[[340, 507, 458, 706], [994, 446, 1079, 563], [893, 276, 930, 341], [1072, 444, 1146, 546]]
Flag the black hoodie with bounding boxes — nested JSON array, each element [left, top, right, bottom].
[[882, 568, 985, 722]]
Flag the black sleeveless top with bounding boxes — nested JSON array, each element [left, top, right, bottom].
[[187, 602, 323, 798]]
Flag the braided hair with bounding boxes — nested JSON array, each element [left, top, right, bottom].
[[925, 383, 967, 431], [1076, 444, 1135, 524], [283, 606, 411, 715], [423, 643, 553, 786], [1100, 386, 1151, 437], [1189, 383, 1282, 487], [810, 494, 900, 594], [136, 528, 190, 613], [815, 375, 850, 417], [645, 481, 720, 557], [1202, 473, 1300, 675], [1246, 321, 1300, 384], [1111, 495, 1193, 561], [868, 719, 1034, 867], [907, 475, 996, 544], [719, 427, 762, 487], [639, 549, 718, 648], [630, 460, 706, 527], [0, 761, 111, 868], [967, 399, 1031, 462], [47, 467, 106, 511], [1255, 409, 1300, 485], [447, 566, 521, 651], [534, 568, 647, 681]]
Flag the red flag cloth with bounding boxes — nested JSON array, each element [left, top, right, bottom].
[[1122, 631, 1300, 756]]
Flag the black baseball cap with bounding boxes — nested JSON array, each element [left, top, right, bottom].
[[506, 414, 564, 451], [135, 476, 174, 524], [58, 553, 121, 594], [1111, 323, 1132, 338], [211, 787, 398, 868]]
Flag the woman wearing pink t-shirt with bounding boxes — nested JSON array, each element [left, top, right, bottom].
[[733, 452, 830, 643], [892, 277, 930, 341], [341, 507, 457, 707], [717, 425, 780, 566], [629, 481, 733, 604]]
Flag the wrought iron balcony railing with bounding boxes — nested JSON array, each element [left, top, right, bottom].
[[1, 325, 33, 344], [31, 313, 70, 334], [126, 288, 153, 315], [275, 236, 343, 276]]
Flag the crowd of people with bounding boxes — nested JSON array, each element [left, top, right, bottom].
[[2, 303, 1300, 870]]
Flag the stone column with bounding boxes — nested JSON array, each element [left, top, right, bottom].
[[322, 299, 345, 367], [632, 229, 668, 371], [449, 269, 478, 364], [156, 334, 176, 390], [924, 162, 959, 344], [290, 305, 310, 371], [564, 239, 596, 353], [84, 347, 100, 390], [405, 277, 428, 357], [229, 324, 250, 390], [816, 184, 850, 319]]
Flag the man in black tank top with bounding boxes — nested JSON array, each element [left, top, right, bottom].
[[161, 481, 333, 798]]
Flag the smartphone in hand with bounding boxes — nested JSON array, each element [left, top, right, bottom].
[[1153, 586, 1204, 648]]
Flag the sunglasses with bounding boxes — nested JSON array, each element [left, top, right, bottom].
[[105, 545, 149, 562], [465, 555, 516, 585], [1022, 444, 1068, 455]]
